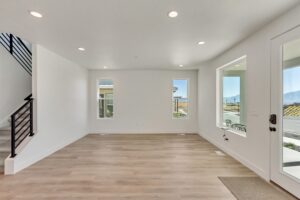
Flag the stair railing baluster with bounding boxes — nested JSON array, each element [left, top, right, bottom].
[[9, 34, 13, 54], [0, 33, 32, 75], [11, 115, 16, 158], [29, 98, 34, 136], [10, 94, 34, 158]]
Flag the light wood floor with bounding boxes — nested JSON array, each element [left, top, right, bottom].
[[0, 134, 258, 200]]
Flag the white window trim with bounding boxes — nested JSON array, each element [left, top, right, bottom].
[[96, 79, 114, 120], [172, 78, 190, 120], [216, 55, 247, 136]]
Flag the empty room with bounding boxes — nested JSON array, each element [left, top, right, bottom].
[[1, 0, 300, 199]]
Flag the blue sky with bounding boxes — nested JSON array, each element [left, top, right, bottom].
[[173, 80, 188, 98], [223, 77, 240, 98], [283, 66, 300, 94]]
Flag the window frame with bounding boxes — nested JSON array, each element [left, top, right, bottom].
[[216, 55, 247, 137], [172, 78, 190, 120], [96, 79, 114, 120]]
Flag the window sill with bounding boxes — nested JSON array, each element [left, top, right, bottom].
[[172, 117, 189, 120], [219, 126, 247, 138]]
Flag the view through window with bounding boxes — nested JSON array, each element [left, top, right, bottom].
[[98, 79, 113, 118], [218, 56, 247, 134], [282, 38, 300, 179], [172, 79, 188, 119]]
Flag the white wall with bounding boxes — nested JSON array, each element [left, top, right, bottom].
[[0, 45, 31, 127], [8, 45, 88, 173], [89, 70, 198, 134], [198, 4, 300, 181]]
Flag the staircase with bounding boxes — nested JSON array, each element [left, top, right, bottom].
[[0, 96, 33, 173], [0, 33, 33, 174]]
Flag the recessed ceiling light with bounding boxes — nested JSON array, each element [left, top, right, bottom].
[[78, 47, 85, 51], [29, 11, 43, 18], [198, 41, 206, 45], [103, 66, 108, 69], [179, 65, 184, 67], [168, 11, 178, 18]]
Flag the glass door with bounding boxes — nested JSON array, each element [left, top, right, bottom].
[[282, 39, 300, 180], [270, 27, 300, 199]]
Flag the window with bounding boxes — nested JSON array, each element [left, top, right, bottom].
[[97, 79, 114, 118], [172, 79, 188, 119], [217, 56, 247, 134]]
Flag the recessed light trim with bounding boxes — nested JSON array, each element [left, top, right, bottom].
[[168, 11, 178, 18], [29, 11, 43, 18], [198, 41, 206, 45], [103, 66, 108, 69], [78, 47, 85, 51], [179, 65, 184, 67]]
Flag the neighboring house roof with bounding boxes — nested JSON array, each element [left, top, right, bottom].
[[284, 105, 300, 117]]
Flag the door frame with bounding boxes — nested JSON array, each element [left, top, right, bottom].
[[270, 26, 300, 198]]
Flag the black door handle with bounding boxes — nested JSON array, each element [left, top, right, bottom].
[[269, 114, 277, 125]]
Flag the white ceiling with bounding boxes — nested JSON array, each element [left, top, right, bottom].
[[0, 0, 299, 70]]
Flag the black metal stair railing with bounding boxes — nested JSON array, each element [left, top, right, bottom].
[[10, 94, 34, 157], [0, 33, 32, 75]]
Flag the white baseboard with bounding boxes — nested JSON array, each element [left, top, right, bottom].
[[89, 131, 198, 134], [197, 131, 269, 181]]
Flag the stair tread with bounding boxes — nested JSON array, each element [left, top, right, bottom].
[[0, 132, 10, 136], [0, 141, 9, 145], [0, 135, 10, 139], [0, 140, 9, 144], [0, 146, 9, 150], [0, 140, 11, 149], [0, 126, 10, 131], [0, 152, 9, 162], [0, 159, 5, 167], [0, 130, 10, 134], [0, 147, 10, 153]]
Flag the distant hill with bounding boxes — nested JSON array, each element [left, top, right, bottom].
[[173, 97, 188, 103], [224, 95, 240, 104], [223, 90, 300, 105], [284, 90, 300, 105]]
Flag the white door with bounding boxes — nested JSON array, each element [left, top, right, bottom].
[[270, 26, 300, 198]]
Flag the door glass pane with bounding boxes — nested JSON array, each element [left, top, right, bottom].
[[282, 38, 300, 180]]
